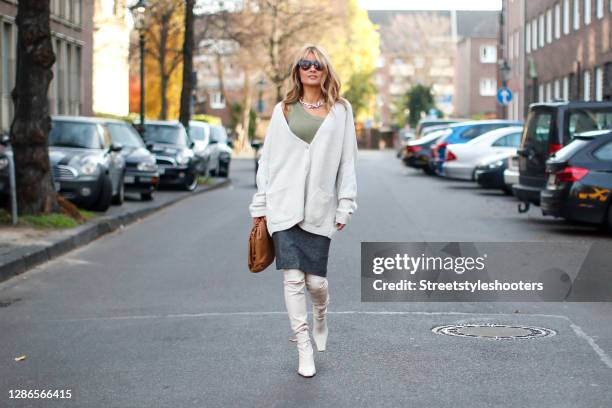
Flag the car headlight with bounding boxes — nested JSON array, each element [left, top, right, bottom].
[[78, 156, 101, 176], [137, 161, 157, 172], [487, 160, 504, 169], [0, 157, 8, 171], [176, 151, 192, 166]]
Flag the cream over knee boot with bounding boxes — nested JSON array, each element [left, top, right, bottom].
[[306, 274, 329, 352], [283, 269, 316, 377]]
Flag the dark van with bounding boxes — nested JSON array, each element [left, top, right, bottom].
[[513, 101, 612, 208]]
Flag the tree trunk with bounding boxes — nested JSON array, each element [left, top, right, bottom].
[[159, 18, 168, 120], [179, 0, 195, 130], [10, 0, 59, 215], [238, 69, 252, 153]]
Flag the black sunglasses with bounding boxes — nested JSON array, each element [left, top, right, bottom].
[[298, 59, 324, 71]]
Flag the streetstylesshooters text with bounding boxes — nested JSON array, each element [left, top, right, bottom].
[[370, 253, 544, 293]]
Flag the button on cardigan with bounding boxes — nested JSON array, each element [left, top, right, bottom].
[[248, 98, 358, 239]]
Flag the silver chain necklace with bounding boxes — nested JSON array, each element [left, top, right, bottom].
[[299, 97, 324, 109]]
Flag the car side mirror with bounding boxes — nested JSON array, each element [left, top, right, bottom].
[[189, 141, 195, 149], [110, 143, 123, 152], [145, 142, 154, 151], [0, 134, 9, 146], [227, 140, 234, 148]]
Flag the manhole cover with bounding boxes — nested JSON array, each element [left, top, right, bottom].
[[432, 324, 556, 340]]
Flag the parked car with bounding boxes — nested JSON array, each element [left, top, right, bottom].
[[188, 120, 212, 176], [396, 127, 416, 159], [513, 101, 612, 208], [402, 127, 452, 173], [541, 129, 612, 230], [105, 119, 159, 201], [206, 124, 233, 178], [430, 120, 523, 175], [415, 118, 465, 138], [139, 120, 199, 191], [503, 154, 520, 190], [48, 116, 126, 211], [474, 151, 516, 194], [442, 126, 523, 180]]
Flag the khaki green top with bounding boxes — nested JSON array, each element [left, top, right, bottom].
[[287, 102, 325, 144]]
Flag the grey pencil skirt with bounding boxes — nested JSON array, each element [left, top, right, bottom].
[[272, 223, 331, 277]]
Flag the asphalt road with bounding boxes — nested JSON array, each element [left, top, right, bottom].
[[1, 150, 611, 407]]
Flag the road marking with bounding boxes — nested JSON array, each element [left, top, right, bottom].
[[569, 323, 612, 369]]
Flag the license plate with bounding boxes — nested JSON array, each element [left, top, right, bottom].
[[124, 175, 135, 184]]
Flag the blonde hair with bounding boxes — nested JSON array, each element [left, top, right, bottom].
[[283, 44, 348, 114]]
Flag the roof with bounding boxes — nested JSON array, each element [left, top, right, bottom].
[[455, 10, 499, 39]]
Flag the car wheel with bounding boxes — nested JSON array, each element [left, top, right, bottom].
[[91, 174, 113, 212], [141, 192, 153, 201], [218, 161, 230, 178], [112, 178, 125, 205], [183, 171, 198, 191], [423, 166, 435, 176]]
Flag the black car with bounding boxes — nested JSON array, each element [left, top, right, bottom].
[[140, 120, 199, 191], [402, 127, 452, 173], [105, 120, 159, 201], [474, 152, 515, 194], [513, 101, 612, 208], [541, 130, 612, 230], [49, 116, 126, 211]]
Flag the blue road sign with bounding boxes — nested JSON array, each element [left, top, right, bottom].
[[497, 87, 513, 106]]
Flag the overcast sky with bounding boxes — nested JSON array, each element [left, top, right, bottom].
[[357, 0, 502, 11]]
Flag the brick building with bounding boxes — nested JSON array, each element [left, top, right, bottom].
[[500, 0, 526, 121], [0, 0, 94, 133], [523, 0, 612, 106], [454, 13, 500, 118]]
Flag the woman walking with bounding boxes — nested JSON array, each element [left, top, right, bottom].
[[248, 44, 358, 378]]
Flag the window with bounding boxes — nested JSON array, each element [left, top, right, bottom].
[[508, 34, 513, 61], [583, 70, 591, 101], [479, 78, 496, 96], [539, 14, 545, 47], [533, 19, 539, 50], [563, 76, 570, 100], [584, 0, 591, 25], [563, 0, 571, 34], [526, 112, 553, 156], [596, 0, 604, 18], [546, 82, 553, 101], [555, 3, 561, 38], [514, 31, 520, 59], [538, 84, 545, 102], [595, 67, 603, 101], [574, 0, 581, 30], [594, 142, 612, 161], [554, 79, 561, 99], [210, 91, 225, 109], [546, 8, 553, 43], [492, 132, 523, 147], [480, 45, 497, 63], [568, 109, 612, 136], [526, 23, 532, 53], [1, 22, 14, 133]]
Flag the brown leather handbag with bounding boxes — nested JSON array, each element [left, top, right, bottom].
[[248, 217, 275, 272]]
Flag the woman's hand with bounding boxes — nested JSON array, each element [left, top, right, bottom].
[[253, 216, 266, 226], [336, 222, 345, 230]]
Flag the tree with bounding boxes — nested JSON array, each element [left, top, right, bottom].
[[179, 0, 195, 130], [322, 0, 380, 120], [144, 0, 184, 120], [9, 0, 58, 215], [405, 84, 435, 127]]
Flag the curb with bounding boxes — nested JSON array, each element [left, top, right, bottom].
[[0, 178, 231, 284]]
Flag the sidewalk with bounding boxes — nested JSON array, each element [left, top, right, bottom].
[[0, 178, 230, 283]]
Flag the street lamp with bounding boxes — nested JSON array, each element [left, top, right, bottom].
[[256, 77, 266, 114], [130, 0, 147, 134], [499, 59, 511, 87]]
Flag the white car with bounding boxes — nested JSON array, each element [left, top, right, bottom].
[[442, 126, 523, 180], [504, 154, 519, 187]]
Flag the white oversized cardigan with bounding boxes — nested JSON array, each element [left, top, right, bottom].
[[248, 98, 358, 239]]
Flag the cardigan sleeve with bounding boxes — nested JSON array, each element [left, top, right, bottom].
[[335, 101, 358, 225], [248, 110, 274, 218]]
